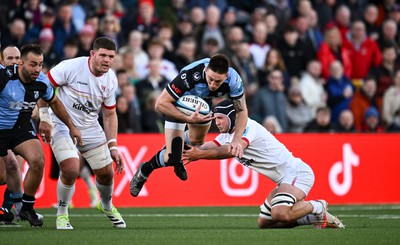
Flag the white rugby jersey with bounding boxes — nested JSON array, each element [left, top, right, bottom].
[[47, 57, 117, 129], [213, 118, 303, 183]]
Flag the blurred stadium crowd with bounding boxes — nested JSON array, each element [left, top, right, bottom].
[[1, 0, 400, 133]]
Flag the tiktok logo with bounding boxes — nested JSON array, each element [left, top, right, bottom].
[[114, 146, 148, 197], [220, 158, 258, 196], [329, 143, 360, 196]]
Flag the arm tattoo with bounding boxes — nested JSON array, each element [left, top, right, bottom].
[[233, 96, 245, 113]]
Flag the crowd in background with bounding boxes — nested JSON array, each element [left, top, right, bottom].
[[1, 0, 400, 133]]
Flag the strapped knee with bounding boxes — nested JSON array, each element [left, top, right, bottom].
[[259, 199, 273, 220], [271, 192, 297, 209], [165, 137, 183, 166]]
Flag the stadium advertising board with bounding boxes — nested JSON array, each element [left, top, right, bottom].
[[2, 134, 399, 207]]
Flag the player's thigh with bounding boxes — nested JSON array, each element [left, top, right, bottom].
[[13, 139, 44, 166], [187, 123, 211, 144]]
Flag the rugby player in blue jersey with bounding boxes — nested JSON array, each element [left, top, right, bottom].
[[0, 44, 81, 227], [130, 54, 248, 197]]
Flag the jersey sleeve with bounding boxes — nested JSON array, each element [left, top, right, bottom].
[[47, 60, 72, 87], [165, 70, 191, 100], [102, 72, 117, 109], [228, 68, 244, 99], [39, 72, 55, 102], [241, 124, 254, 146], [214, 133, 228, 146]]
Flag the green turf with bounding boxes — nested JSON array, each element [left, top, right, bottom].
[[2, 205, 400, 245]]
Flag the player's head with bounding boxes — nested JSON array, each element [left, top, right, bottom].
[[1, 45, 21, 66], [205, 54, 229, 91], [90, 37, 116, 75], [213, 99, 236, 133], [19, 44, 44, 82]]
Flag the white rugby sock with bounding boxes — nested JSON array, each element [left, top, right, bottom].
[[297, 214, 316, 225], [57, 178, 75, 216], [96, 180, 113, 211], [309, 200, 323, 214]]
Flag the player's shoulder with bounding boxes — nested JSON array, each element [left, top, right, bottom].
[[181, 58, 209, 72]]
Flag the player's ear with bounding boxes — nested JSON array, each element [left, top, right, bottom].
[[90, 50, 95, 57]]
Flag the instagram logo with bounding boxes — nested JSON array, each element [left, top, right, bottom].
[[220, 158, 258, 196], [329, 143, 359, 196]]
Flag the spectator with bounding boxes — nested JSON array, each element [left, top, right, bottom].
[[349, 76, 382, 131], [98, 14, 124, 49], [295, 15, 318, 58], [334, 5, 351, 41], [370, 44, 400, 98], [299, 60, 327, 115], [262, 115, 283, 134], [96, 0, 125, 20], [190, 6, 206, 31], [122, 0, 158, 42], [195, 5, 226, 52], [335, 109, 357, 133], [158, 0, 189, 30], [144, 39, 179, 82], [0, 18, 26, 49], [70, 0, 86, 32], [154, 21, 175, 60], [120, 84, 143, 132], [11, 0, 49, 30], [135, 58, 169, 111], [382, 69, 400, 127], [52, 2, 78, 57], [344, 20, 382, 81], [220, 26, 245, 60], [38, 27, 58, 69], [258, 48, 288, 88], [24, 8, 56, 44], [363, 4, 380, 40], [173, 37, 197, 71], [115, 69, 129, 96], [305, 10, 324, 54], [251, 69, 288, 132], [230, 42, 259, 109], [387, 109, 400, 132], [172, 15, 194, 49], [61, 37, 79, 61], [303, 106, 335, 133], [263, 13, 280, 48], [326, 60, 354, 124], [127, 30, 150, 79], [317, 24, 352, 79], [249, 21, 270, 70], [286, 84, 314, 133], [278, 25, 312, 81], [197, 37, 221, 59], [118, 46, 140, 85], [377, 19, 399, 51], [116, 96, 135, 133], [77, 24, 97, 57], [141, 90, 165, 133], [221, 6, 238, 30], [361, 107, 384, 133]]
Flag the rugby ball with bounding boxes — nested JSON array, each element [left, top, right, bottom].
[[175, 95, 210, 116]]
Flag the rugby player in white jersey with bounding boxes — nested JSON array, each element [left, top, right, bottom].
[[38, 37, 126, 229], [182, 99, 345, 229]]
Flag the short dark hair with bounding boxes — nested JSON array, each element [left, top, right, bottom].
[[208, 54, 229, 74], [93, 37, 116, 51], [20, 44, 43, 59]]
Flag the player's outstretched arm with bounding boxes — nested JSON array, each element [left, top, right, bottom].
[[231, 96, 248, 158], [182, 142, 235, 164]]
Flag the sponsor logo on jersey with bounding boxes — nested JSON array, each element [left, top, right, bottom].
[[8, 101, 36, 110], [180, 73, 186, 80], [101, 85, 106, 92], [72, 101, 97, 114], [193, 72, 201, 81], [171, 84, 182, 94], [77, 81, 88, 85], [34, 91, 39, 99]]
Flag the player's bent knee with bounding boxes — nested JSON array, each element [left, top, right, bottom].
[[82, 144, 112, 170], [257, 217, 271, 229], [270, 192, 296, 222]]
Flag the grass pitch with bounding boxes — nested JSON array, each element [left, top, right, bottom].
[[2, 205, 400, 245]]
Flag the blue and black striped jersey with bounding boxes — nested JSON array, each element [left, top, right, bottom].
[[0, 65, 54, 130]]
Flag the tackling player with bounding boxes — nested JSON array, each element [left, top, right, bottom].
[[182, 99, 345, 229], [130, 54, 248, 197], [38, 37, 126, 229]]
